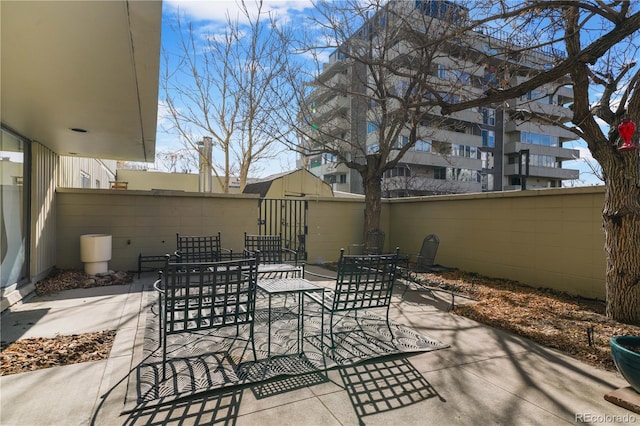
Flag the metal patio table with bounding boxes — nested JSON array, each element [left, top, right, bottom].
[[257, 278, 324, 357]]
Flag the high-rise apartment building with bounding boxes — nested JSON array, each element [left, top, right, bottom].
[[300, 0, 579, 196]]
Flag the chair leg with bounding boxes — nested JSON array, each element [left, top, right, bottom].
[[385, 307, 394, 342], [162, 329, 167, 381], [329, 311, 336, 350], [249, 322, 257, 360]]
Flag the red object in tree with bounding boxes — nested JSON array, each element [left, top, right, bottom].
[[617, 118, 637, 152]]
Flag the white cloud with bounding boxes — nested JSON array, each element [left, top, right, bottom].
[[562, 140, 603, 186], [164, 0, 313, 25]]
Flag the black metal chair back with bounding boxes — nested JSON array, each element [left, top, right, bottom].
[[154, 256, 258, 378], [244, 233, 298, 264], [304, 247, 400, 350], [333, 247, 399, 312], [176, 232, 223, 262]]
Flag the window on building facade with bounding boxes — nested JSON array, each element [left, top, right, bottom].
[[447, 168, 478, 182], [520, 131, 558, 147], [80, 171, 91, 188], [482, 108, 496, 125], [438, 64, 448, 80], [395, 80, 408, 96], [413, 139, 432, 152], [452, 70, 471, 86], [483, 64, 498, 88], [520, 154, 558, 168], [481, 151, 494, 169], [339, 174, 347, 184], [441, 92, 460, 103], [468, 146, 479, 159], [433, 166, 446, 180], [395, 135, 409, 148], [432, 140, 451, 155], [323, 153, 337, 164], [521, 89, 547, 102], [385, 167, 411, 178], [482, 130, 495, 147], [481, 173, 494, 191]]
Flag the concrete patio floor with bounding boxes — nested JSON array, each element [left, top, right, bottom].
[[0, 267, 637, 426]]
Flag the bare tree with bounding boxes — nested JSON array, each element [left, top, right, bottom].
[[435, 2, 640, 325], [277, 0, 461, 233], [275, 0, 639, 323], [156, 148, 198, 173], [161, 0, 298, 192]]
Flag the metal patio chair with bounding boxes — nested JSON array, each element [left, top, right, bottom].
[[304, 247, 400, 350], [153, 256, 258, 379], [412, 234, 440, 272], [244, 233, 302, 278], [401, 234, 455, 273], [175, 232, 233, 263]]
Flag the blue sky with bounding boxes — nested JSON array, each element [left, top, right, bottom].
[[155, 0, 603, 186], [156, 0, 315, 176]]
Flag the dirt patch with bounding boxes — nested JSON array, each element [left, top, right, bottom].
[[1, 268, 131, 376], [35, 268, 133, 296], [0, 330, 116, 376], [412, 270, 640, 371]]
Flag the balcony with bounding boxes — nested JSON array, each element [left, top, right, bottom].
[[512, 99, 573, 122], [504, 121, 577, 141], [503, 163, 579, 180], [504, 141, 579, 161], [311, 96, 350, 123], [317, 60, 349, 84]]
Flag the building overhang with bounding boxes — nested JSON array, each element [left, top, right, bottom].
[[1, 0, 162, 162]]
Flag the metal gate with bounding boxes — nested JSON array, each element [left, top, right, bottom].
[[258, 198, 308, 261]]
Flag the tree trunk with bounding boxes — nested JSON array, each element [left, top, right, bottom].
[[239, 162, 249, 193], [602, 151, 640, 325], [223, 148, 230, 193], [362, 155, 383, 236]]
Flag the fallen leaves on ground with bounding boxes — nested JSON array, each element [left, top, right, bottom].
[[1, 269, 128, 376], [414, 270, 640, 371], [34, 268, 133, 296], [0, 330, 116, 376]]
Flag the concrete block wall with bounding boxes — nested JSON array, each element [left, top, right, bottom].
[[388, 186, 606, 299], [56, 186, 607, 299], [56, 189, 261, 272]]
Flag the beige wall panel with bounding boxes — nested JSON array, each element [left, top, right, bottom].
[[116, 169, 200, 191], [306, 198, 365, 263], [389, 187, 606, 299], [30, 143, 58, 281], [57, 190, 259, 271], [55, 186, 606, 299]]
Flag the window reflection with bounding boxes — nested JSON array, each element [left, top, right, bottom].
[[1, 129, 27, 288]]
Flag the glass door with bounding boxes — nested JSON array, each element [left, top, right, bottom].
[[1, 129, 28, 288]]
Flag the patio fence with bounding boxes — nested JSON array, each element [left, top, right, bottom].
[[54, 185, 606, 299]]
